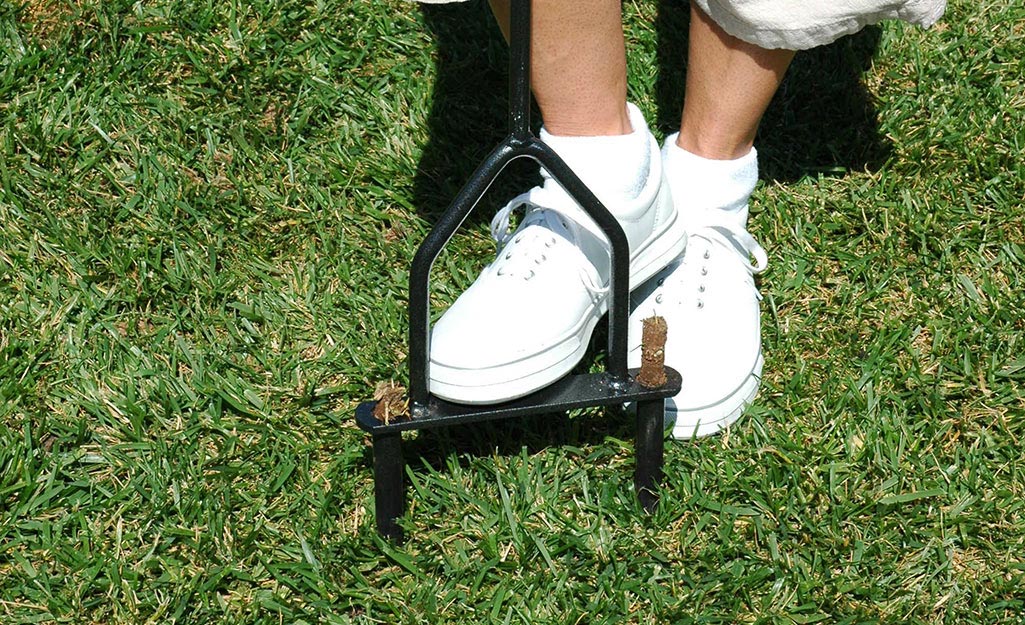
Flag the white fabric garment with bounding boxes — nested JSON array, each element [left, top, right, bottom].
[[691, 0, 946, 50], [411, 0, 946, 50]]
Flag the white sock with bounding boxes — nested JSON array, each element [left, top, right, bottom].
[[540, 102, 652, 207], [661, 133, 758, 228]]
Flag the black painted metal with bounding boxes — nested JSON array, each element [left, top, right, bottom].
[[361, 0, 676, 538], [358, 368, 680, 434], [372, 433, 404, 540], [508, 0, 531, 141], [635, 398, 666, 512]]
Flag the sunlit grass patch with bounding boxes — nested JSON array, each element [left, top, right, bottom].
[[2, 0, 1023, 623]]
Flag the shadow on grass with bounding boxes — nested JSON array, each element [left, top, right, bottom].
[[413, 1, 540, 226], [400, 406, 637, 474], [761, 27, 891, 180]]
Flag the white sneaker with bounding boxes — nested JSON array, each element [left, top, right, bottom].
[[628, 216, 767, 439], [429, 135, 687, 404]]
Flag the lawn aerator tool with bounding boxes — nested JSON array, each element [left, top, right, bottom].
[[355, 0, 681, 540]]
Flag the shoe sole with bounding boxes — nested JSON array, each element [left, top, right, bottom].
[[668, 351, 763, 439], [430, 203, 689, 405]]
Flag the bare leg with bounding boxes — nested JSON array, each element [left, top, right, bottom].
[[489, 0, 630, 136], [678, 5, 795, 159], [636, 5, 795, 440]]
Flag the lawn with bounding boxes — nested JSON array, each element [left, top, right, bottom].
[[1, 0, 1024, 623]]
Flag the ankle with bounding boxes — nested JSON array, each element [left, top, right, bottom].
[[542, 105, 633, 137], [675, 127, 754, 161], [662, 134, 758, 223]]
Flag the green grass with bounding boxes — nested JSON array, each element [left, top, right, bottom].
[[2, 0, 1024, 623]]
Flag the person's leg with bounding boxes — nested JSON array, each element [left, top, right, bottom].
[[430, 0, 687, 404], [485, 0, 654, 201], [636, 2, 946, 438], [677, 4, 794, 160], [488, 0, 630, 137], [628, 5, 794, 438]]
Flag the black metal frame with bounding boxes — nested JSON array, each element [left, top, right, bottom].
[[355, 0, 679, 540]]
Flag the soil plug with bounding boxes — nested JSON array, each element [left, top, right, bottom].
[[636, 315, 668, 389], [372, 381, 409, 425]]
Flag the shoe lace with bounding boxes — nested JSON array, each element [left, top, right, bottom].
[[488, 179, 609, 299], [689, 220, 768, 275], [650, 216, 766, 311]]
